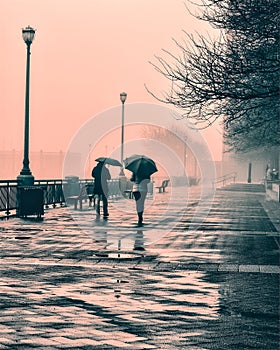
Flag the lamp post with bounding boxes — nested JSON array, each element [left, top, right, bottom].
[[119, 92, 127, 175], [183, 137, 187, 177], [17, 25, 36, 186], [247, 161, 252, 183], [88, 144, 92, 177]]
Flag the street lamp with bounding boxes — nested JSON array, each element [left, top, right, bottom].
[[17, 25, 36, 185], [119, 92, 127, 175], [247, 161, 252, 183], [183, 136, 187, 177]]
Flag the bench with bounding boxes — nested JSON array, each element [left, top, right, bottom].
[[155, 180, 169, 193], [66, 184, 95, 210]]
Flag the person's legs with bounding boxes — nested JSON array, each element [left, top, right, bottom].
[[96, 195, 101, 215], [102, 194, 109, 217], [133, 191, 147, 226]]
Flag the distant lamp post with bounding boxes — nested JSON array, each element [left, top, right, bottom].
[[247, 161, 252, 183], [88, 144, 92, 177], [183, 137, 187, 177], [119, 92, 127, 176], [17, 25, 36, 185]]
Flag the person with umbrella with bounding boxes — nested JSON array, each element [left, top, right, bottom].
[[92, 157, 121, 218], [124, 155, 158, 227]]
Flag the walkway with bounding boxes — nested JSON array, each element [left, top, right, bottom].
[[0, 184, 279, 349]]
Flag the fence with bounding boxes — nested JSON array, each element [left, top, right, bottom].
[[212, 172, 237, 188], [0, 178, 123, 219], [0, 180, 18, 218]]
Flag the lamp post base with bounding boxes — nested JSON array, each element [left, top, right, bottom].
[[17, 174, 35, 186], [119, 174, 127, 194]]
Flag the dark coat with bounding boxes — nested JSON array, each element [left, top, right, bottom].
[[92, 163, 111, 195]]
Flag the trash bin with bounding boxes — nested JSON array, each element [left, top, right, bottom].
[[17, 186, 44, 218], [86, 182, 95, 196], [64, 176, 80, 198]]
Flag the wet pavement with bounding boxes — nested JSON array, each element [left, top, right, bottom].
[[0, 185, 279, 349]]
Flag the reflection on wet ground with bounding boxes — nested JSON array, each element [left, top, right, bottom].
[[0, 186, 279, 349], [0, 261, 278, 349]]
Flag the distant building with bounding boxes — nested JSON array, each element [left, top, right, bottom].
[[0, 150, 82, 180]]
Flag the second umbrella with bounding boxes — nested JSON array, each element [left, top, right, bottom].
[[124, 154, 158, 178]]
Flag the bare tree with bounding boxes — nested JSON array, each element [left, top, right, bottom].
[[147, 0, 279, 152]]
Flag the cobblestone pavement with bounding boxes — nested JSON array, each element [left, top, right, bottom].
[[0, 186, 279, 349]]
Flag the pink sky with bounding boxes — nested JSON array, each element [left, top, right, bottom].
[[1, 0, 222, 161]]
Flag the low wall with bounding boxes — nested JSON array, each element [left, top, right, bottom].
[[265, 180, 280, 202]]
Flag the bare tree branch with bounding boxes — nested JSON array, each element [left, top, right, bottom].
[[146, 0, 280, 152]]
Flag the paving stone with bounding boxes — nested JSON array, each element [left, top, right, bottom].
[[197, 263, 218, 272], [259, 265, 280, 274], [153, 262, 177, 270], [218, 264, 239, 272], [176, 263, 199, 271], [239, 264, 260, 273]]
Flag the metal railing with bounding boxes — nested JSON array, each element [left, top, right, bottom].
[[108, 178, 123, 198], [0, 180, 18, 218], [35, 179, 65, 208], [0, 178, 123, 219], [213, 172, 237, 188]]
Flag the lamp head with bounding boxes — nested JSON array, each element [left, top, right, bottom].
[[22, 26, 36, 45], [120, 92, 127, 103]]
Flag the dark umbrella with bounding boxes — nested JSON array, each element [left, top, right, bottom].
[[124, 154, 158, 178], [95, 157, 122, 167]]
